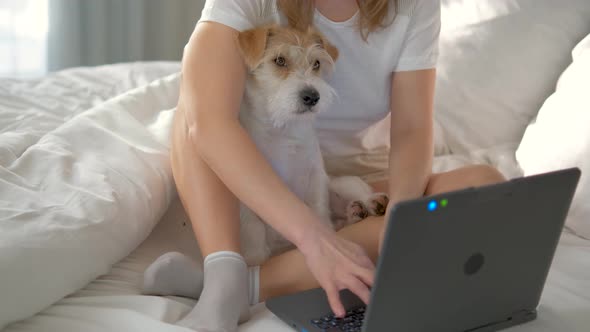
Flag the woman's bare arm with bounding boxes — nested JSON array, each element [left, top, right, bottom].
[[387, 69, 436, 205]]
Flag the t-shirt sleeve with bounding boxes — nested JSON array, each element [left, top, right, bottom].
[[395, 0, 441, 72], [198, 0, 269, 32]]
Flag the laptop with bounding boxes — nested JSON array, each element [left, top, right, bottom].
[[267, 168, 581, 332]]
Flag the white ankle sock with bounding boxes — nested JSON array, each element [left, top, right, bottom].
[[176, 251, 252, 332], [248, 265, 260, 305], [142, 252, 204, 299], [142, 252, 260, 305]]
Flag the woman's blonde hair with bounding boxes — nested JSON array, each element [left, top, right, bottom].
[[277, 0, 395, 40]]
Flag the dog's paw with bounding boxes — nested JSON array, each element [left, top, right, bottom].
[[366, 193, 389, 216], [346, 200, 369, 223]]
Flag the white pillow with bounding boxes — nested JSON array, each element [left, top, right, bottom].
[[0, 74, 180, 329], [436, 0, 590, 154], [516, 34, 590, 240]]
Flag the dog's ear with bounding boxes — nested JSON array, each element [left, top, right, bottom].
[[323, 39, 339, 63], [237, 26, 271, 70], [314, 30, 339, 63]]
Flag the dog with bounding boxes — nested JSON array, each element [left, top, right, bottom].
[[236, 25, 389, 266]]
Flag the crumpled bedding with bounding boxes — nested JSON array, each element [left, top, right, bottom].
[[0, 63, 180, 329], [1, 62, 588, 332]]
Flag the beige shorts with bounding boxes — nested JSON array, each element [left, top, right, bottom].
[[324, 153, 389, 185]]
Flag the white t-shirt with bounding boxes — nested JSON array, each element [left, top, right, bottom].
[[199, 0, 440, 179]]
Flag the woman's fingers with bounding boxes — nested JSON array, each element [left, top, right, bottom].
[[325, 285, 346, 318], [360, 255, 376, 269], [301, 229, 378, 317], [346, 277, 372, 305], [355, 264, 375, 288]]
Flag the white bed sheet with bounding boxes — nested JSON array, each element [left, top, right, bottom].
[[5, 179, 590, 332]]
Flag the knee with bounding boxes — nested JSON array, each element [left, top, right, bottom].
[[468, 164, 506, 186], [426, 164, 506, 195], [449, 164, 505, 190]]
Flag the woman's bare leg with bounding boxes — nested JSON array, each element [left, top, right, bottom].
[[170, 111, 252, 329], [370, 164, 506, 195], [171, 110, 241, 256], [258, 164, 506, 302], [145, 110, 245, 296]]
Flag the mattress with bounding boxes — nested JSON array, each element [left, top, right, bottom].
[[2, 63, 589, 331]]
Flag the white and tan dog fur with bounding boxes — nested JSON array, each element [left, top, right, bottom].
[[236, 25, 388, 266]]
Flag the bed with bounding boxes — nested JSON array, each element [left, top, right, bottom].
[[5, 194, 590, 332], [1, 60, 589, 332], [2, 1, 590, 331]]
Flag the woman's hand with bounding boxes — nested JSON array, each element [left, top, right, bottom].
[[299, 224, 376, 317]]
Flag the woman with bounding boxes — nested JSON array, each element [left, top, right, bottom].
[[143, 0, 506, 331]]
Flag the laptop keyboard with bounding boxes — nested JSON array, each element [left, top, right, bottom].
[[311, 306, 366, 331]]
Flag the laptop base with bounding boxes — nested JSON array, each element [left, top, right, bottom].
[[465, 310, 537, 332]]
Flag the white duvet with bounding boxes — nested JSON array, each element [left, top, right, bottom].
[[0, 63, 180, 328]]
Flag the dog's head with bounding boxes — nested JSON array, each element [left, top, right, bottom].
[[238, 25, 339, 127]]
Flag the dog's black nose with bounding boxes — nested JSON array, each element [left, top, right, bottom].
[[300, 88, 320, 106]]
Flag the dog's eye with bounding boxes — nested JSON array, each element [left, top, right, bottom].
[[313, 60, 321, 70], [274, 56, 287, 67]]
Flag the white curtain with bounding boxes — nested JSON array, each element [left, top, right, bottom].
[[0, 0, 49, 77], [47, 0, 205, 72]]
